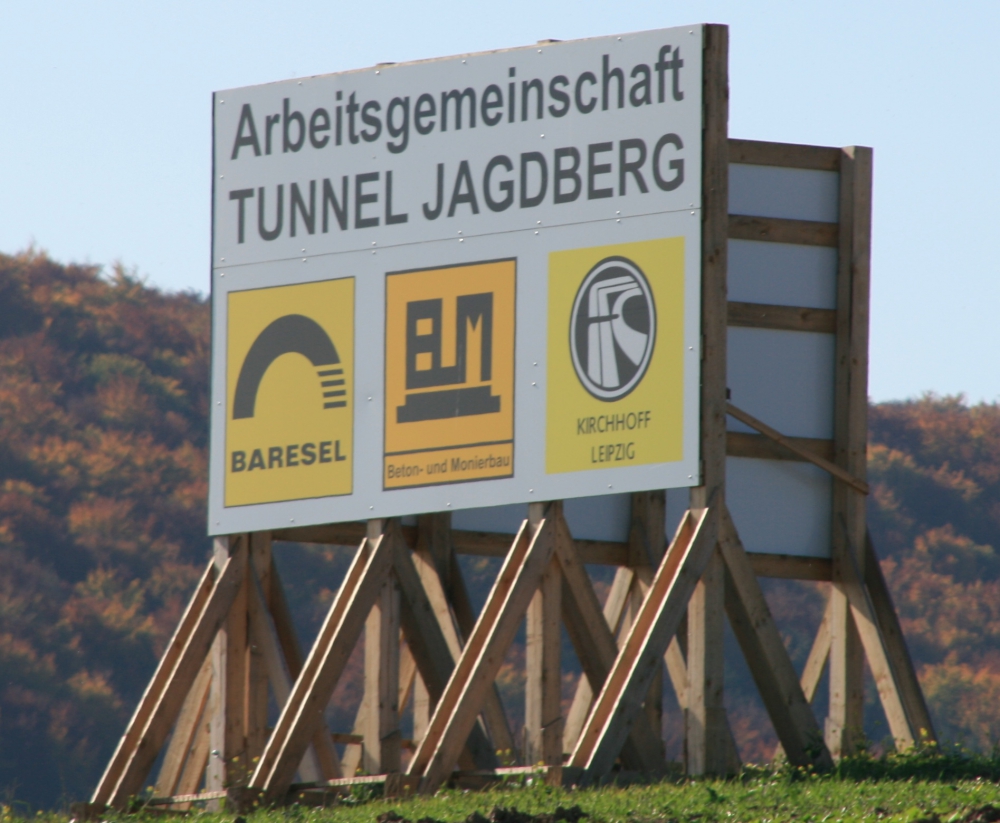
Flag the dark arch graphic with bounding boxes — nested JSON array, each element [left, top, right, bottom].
[[233, 314, 345, 419]]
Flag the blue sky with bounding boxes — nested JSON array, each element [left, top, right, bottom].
[[1, 1, 997, 403]]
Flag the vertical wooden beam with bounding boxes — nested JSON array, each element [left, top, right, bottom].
[[208, 534, 248, 792], [688, 22, 729, 777], [246, 531, 272, 764], [686, 549, 727, 775], [363, 519, 401, 774], [525, 503, 562, 766], [630, 492, 666, 751], [828, 145, 873, 758]]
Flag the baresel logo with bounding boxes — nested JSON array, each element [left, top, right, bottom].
[[547, 238, 684, 475], [570, 256, 656, 401], [384, 259, 515, 489], [225, 278, 354, 506]]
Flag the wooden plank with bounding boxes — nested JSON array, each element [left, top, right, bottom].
[[154, 658, 212, 797], [246, 560, 327, 782], [273, 522, 367, 545], [727, 301, 836, 334], [556, 517, 666, 774], [410, 516, 555, 792], [451, 529, 628, 566], [526, 503, 562, 767], [747, 552, 832, 581], [801, 597, 833, 703], [443, 547, 517, 758], [275, 521, 629, 566], [727, 402, 869, 495], [246, 532, 272, 764], [660, 618, 741, 773], [828, 145, 872, 758], [687, 548, 727, 776], [362, 520, 402, 774], [208, 536, 248, 795], [107, 539, 248, 808], [772, 597, 831, 764], [728, 214, 838, 247], [728, 138, 841, 171], [865, 533, 936, 742], [628, 492, 667, 757], [570, 507, 715, 776], [267, 559, 342, 780], [836, 521, 914, 749], [91, 558, 216, 806], [253, 533, 393, 801], [173, 702, 211, 803], [687, 22, 729, 779], [392, 534, 496, 769], [726, 431, 835, 464], [719, 508, 832, 769], [399, 640, 418, 714], [562, 567, 633, 753]]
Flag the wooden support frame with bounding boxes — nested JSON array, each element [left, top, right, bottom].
[[569, 508, 714, 777]]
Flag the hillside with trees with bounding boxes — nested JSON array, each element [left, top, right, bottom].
[[1, 250, 999, 808]]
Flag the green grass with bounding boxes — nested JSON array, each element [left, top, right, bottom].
[[12, 749, 1000, 823]]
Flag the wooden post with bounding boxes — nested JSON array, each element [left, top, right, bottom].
[[246, 531, 272, 764], [363, 519, 402, 774], [827, 145, 872, 758], [208, 535, 249, 792], [525, 502, 562, 766], [686, 23, 730, 777], [629, 492, 666, 752]]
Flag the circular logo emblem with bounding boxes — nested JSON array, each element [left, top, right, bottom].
[[569, 256, 656, 401]]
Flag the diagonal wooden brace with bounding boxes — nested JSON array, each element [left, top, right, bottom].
[[101, 540, 248, 808], [391, 532, 497, 769], [252, 530, 394, 800], [836, 517, 922, 749], [569, 507, 713, 777], [553, 512, 667, 774], [718, 506, 832, 770], [409, 513, 555, 792]]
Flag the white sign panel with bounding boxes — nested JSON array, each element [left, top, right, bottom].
[[208, 26, 704, 535]]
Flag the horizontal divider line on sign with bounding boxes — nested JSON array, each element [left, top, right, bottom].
[[726, 431, 835, 463], [728, 138, 842, 172], [728, 214, 839, 247], [727, 301, 836, 334]]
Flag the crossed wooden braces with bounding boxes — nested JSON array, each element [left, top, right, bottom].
[[86, 490, 933, 813]]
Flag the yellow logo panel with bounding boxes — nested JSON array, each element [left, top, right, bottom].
[[546, 238, 684, 474], [384, 259, 515, 489], [225, 278, 354, 506]]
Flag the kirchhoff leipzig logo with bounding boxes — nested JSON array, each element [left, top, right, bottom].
[[570, 256, 656, 401]]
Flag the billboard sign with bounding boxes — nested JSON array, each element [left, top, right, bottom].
[[208, 26, 704, 535]]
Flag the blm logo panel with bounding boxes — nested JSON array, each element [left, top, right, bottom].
[[384, 260, 515, 489], [225, 278, 354, 506], [546, 238, 685, 474]]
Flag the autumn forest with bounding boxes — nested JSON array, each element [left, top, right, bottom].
[[1, 250, 998, 809]]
